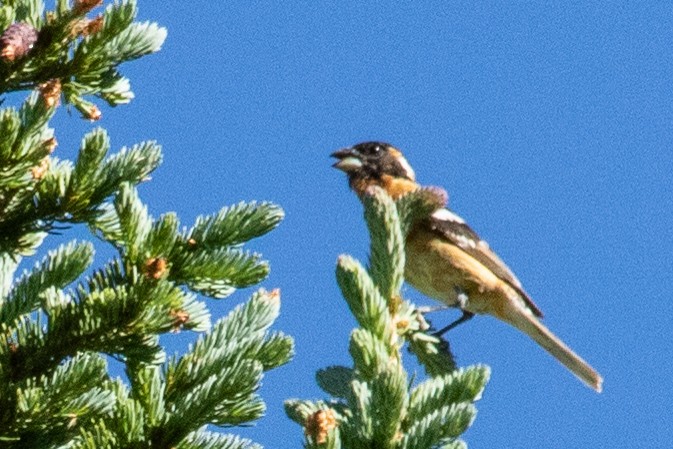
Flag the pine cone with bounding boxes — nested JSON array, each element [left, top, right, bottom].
[[0, 23, 39, 62]]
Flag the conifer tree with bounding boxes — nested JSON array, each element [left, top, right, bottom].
[[0, 1, 292, 448], [285, 187, 490, 449]]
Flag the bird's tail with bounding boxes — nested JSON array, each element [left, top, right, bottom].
[[502, 305, 603, 393]]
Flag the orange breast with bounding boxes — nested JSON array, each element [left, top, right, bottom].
[[380, 175, 419, 199], [352, 176, 418, 199]]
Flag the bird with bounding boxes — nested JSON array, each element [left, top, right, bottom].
[[332, 141, 603, 392]]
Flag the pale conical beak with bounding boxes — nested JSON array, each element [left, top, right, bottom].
[[331, 148, 363, 173]]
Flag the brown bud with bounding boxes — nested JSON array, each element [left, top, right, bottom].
[[39, 79, 62, 108], [143, 257, 168, 280], [268, 288, 281, 303], [73, 0, 103, 15], [43, 137, 58, 154], [170, 309, 190, 332], [69, 15, 104, 38], [31, 158, 50, 180], [1, 23, 39, 62], [68, 19, 87, 38], [305, 409, 337, 444], [83, 104, 101, 121], [83, 16, 104, 36], [395, 316, 410, 330]]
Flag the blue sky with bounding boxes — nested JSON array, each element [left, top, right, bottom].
[[46, 2, 673, 448]]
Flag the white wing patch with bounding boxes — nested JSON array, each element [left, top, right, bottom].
[[431, 208, 466, 224], [431, 208, 489, 250]]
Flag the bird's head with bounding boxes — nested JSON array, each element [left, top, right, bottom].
[[331, 142, 417, 198]]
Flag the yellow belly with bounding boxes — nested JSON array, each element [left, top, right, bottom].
[[404, 227, 515, 318]]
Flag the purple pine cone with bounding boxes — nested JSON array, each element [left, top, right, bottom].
[[1, 22, 38, 62]]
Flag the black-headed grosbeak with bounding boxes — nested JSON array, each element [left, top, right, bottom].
[[332, 142, 603, 392]]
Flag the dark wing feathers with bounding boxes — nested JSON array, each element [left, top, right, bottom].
[[426, 209, 544, 318]]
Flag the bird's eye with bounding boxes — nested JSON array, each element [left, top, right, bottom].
[[373, 146, 381, 153]]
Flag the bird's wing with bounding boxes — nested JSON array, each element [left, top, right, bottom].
[[426, 208, 544, 317]]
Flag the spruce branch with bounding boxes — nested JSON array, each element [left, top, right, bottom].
[[316, 366, 353, 399], [0, 0, 166, 117], [13, 353, 115, 431], [406, 329, 457, 377], [99, 185, 282, 301], [164, 289, 291, 404], [0, 240, 93, 324], [336, 255, 393, 346], [187, 201, 285, 248], [149, 289, 293, 448], [126, 363, 165, 427], [0, 100, 161, 257], [407, 366, 490, 420], [1, 2, 291, 447], [177, 432, 263, 449], [285, 400, 342, 448], [174, 247, 270, 298], [363, 188, 405, 302], [4, 271, 194, 381], [286, 187, 488, 448]]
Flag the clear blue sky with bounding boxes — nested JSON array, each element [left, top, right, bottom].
[[49, 2, 672, 448]]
